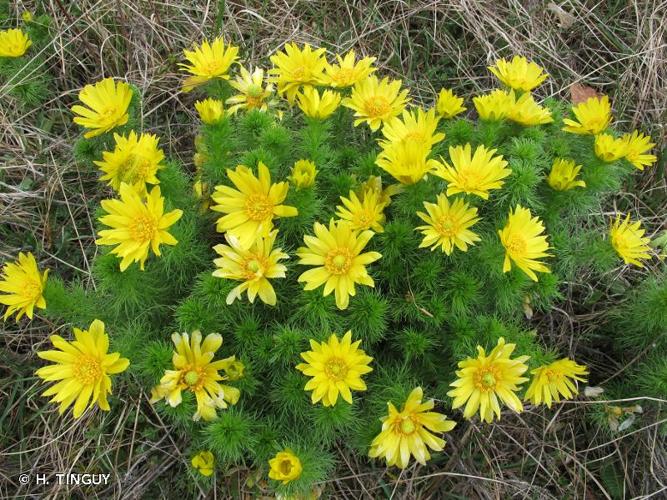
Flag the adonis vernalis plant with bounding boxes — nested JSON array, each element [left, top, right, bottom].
[[71, 78, 132, 138], [0, 252, 48, 321], [3, 26, 663, 497], [369, 387, 457, 468], [0, 28, 31, 57], [296, 331, 373, 406], [36, 319, 130, 418]]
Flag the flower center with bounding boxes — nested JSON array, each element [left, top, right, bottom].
[[474, 368, 499, 391], [354, 210, 374, 229], [101, 106, 120, 122], [243, 256, 267, 280], [332, 68, 355, 86], [279, 459, 293, 476], [544, 369, 559, 383], [184, 370, 200, 386], [482, 372, 496, 387], [245, 94, 264, 108], [506, 235, 527, 256], [203, 60, 224, 76], [399, 417, 416, 435], [247, 84, 264, 98], [291, 67, 306, 81], [405, 131, 426, 143], [458, 168, 483, 190], [325, 249, 353, 275], [244, 194, 274, 221], [435, 215, 459, 238], [130, 215, 157, 243], [180, 365, 207, 391], [612, 233, 629, 252], [365, 96, 390, 117], [124, 155, 152, 183], [74, 354, 102, 385], [22, 279, 42, 301], [324, 357, 348, 380]]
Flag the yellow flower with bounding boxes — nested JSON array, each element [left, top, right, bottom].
[[195, 98, 224, 124], [150, 331, 240, 421], [594, 133, 628, 162], [380, 107, 444, 149], [179, 37, 239, 92], [96, 184, 183, 271], [562, 95, 611, 135], [433, 144, 511, 199], [191, 451, 215, 477], [226, 66, 275, 114], [210, 162, 298, 249], [193, 178, 210, 213], [212, 230, 288, 306], [507, 92, 553, 126], [498, 205, 551, 281], [610, 214, 652, 267], [0, 28, 32, 57], [547, 158, 586, 191], [376, 141, 440, 185], [435, 88, 466, 119], [22, 11, 33, 22], [622, 130, 657, 170], [416, 194, 481, 255], [296, 331, 373, 406], [268, 449, 302, 485], [488, 55, 548, 92], [296, 86, 341, 119], [269, 43, 328, 104], [194, 152, 206, 169], [0, 252, 48, 321], [473, 89, 514, 121], [355, 176, 402, 208], [323, 49, 376, 88], [35, 319, 130, 418], [342, 75, 409, 131], [193, 133, 207, 169], [336, 190, 386, 233], [224, 359, 245, 381], [296, 220, 381, 310], [447, 337, 530, 423], [369, 387, 456, 468], [289, 159, 317, 189], [71, 78, 132, 139], [94, 131, 164, 193], [524, 359, 589, 408]]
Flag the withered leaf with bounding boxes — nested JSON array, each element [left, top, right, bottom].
[[547, 2, 576, 29], [570, 83, 600, 104]]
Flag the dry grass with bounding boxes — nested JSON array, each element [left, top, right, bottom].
[[1, 0, 666, 498]]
